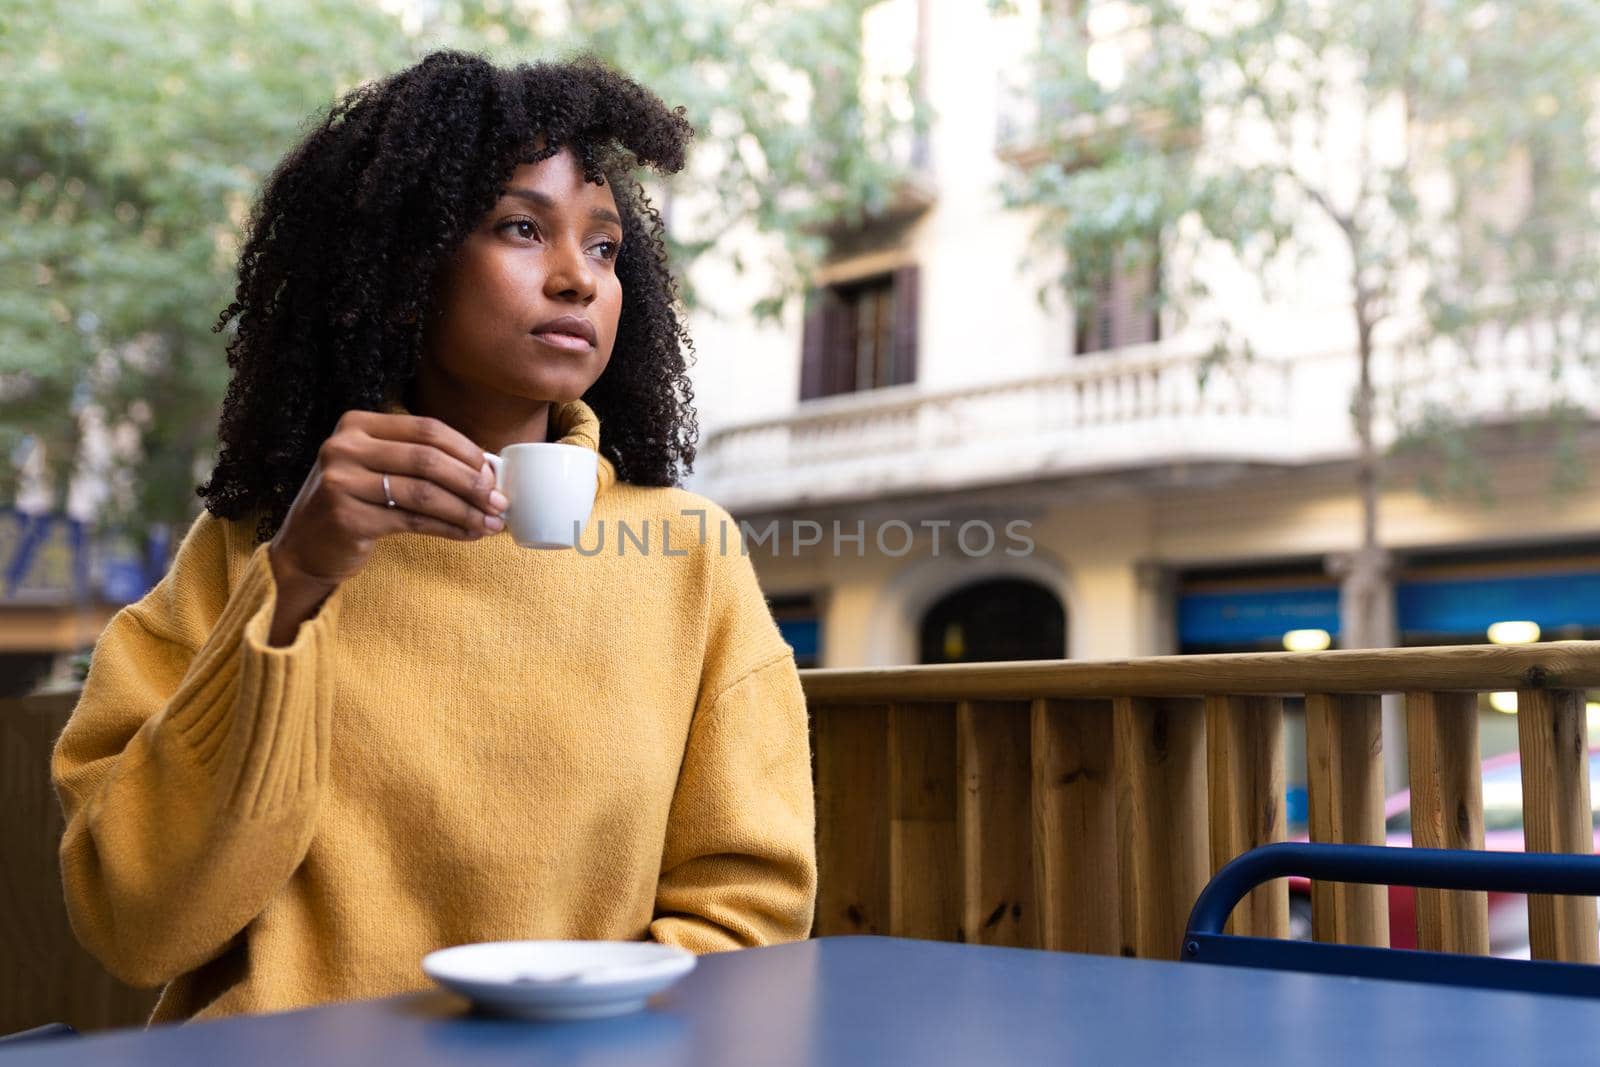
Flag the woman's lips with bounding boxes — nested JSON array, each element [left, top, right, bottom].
[[530, 330, 594, 352], [530, 314, 597, 347]]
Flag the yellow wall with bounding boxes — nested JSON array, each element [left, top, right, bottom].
[[746, 441, 1600, 668]]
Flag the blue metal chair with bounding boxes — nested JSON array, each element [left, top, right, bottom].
[[0, 1023, 78, 1045], [1183, 842, 1600, 997]]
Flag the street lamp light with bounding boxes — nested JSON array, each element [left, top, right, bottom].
[[1486, 620, 1540, 645], [1282, 629, 1332, 652]]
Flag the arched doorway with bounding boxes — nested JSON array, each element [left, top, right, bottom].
[[918, 578, 1067, 664]]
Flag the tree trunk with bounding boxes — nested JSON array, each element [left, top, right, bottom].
[[1341, 317, 1390, 651], [1329, 301, 1406, 790]]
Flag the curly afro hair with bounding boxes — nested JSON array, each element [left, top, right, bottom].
[[199, 49, 698, 543]]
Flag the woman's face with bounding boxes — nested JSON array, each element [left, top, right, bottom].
[[422, 147, 624, 407]]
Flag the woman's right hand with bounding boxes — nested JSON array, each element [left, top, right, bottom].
[[264, 411, 508, 645]]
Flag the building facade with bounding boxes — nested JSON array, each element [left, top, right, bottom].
[[680, 0, 1600, 790]]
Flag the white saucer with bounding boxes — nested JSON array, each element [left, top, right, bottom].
[[421, 940, 696, 1021]]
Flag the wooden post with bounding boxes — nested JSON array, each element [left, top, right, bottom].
[[1205, 695, 1288, 938], [812, 703, 890, 936], [1031, 698, 1119, 954], [1516, 688, 1599, 963], [1304, 693, 1390, 946], [888, 702, 960, 941], [1405, 691, 1489, 955], [1, 693, 160, 1033], [956, 700, 1036, 946], [1115, 696, 1208, 960]]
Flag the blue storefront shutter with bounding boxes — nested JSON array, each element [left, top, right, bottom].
[[1177, 586, 1341, 647], [1398, 571, 1600, 635], [777, 617, 820, 661]]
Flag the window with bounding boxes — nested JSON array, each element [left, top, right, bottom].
[[799, 266, 919, 400], [1075, 243, 1160, 355]]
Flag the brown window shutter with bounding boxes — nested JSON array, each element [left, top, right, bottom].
[[1111, 250, 1159, 348], [1075, 242, 1159, 353], [1075, 272, 1114, 354], [799, 290, 829, 400], [891, 264, 920, 385], [825, 289, 855, 396]]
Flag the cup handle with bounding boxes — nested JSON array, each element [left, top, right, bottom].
[[483, 452, 510, 515]]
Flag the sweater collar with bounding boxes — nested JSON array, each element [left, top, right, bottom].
[[548, 399, 618, 496], [380, 397, 617, 496]]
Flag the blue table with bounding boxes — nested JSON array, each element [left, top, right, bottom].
[[7, 935, 1600, 1065]]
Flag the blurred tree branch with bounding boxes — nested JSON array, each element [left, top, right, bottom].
[[996, 0, 1600, 648]]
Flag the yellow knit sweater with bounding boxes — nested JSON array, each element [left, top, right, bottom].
[[51, 400, 816, 1024]]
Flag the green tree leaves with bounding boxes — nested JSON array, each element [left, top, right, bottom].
[[1, 0, 916, 536]]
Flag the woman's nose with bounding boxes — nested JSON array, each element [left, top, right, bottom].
[[544, 240, 596, 304]]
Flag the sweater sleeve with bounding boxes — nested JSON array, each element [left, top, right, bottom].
[[51, 513, 342, 988], [648, 530, 817, 953]]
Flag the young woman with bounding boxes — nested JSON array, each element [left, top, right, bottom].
[[51, 50, 816, 1024]]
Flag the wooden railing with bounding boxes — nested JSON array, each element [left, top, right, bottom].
[[800, 642, 1600, 963]]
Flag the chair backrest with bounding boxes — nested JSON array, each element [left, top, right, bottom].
[[1183, 843, 1600, 997], [0, 1023, 78, 1045]]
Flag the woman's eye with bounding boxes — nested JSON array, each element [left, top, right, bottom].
[[590, 239, 620, 260], [503, 219, 539, 240]]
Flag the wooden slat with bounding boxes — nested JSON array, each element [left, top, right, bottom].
[[812, 703, 890, 936], [1030, 698, 1119, 954], [1304, 693, 1390, 947], [888, 702, 959, 941], [1406, 691, 1489, 955], [956, 700, 1036, 946], [1204, 695, 1287, 938], [1516, 688, 1599, 963], [800, 643, 1600, 703], [1115, 696, 1208, 960], [1, 692, 159, 1033]]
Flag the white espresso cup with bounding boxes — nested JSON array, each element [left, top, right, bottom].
[[482, 443, 598, 549]]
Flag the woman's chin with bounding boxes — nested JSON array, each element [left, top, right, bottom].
[[504, 360, 608, 404], [500, 380, 595, 407]]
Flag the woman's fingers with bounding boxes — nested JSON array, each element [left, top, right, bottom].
[[362, 471, 503, 535], [351, 437, 505, 517], [341, 410, 487, 473], [319, 412, 508, 537], [372, 489, 489, 541], [273, 409, 510, 591]]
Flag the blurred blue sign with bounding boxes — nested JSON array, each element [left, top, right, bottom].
[[1398, 571, 1600, 635], [1178, 586, 1341, 646]]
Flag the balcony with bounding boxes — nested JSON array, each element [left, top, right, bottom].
[[693, 341, 1599, 514]]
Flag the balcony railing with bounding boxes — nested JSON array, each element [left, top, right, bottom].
[[696, 343, 1309, 511], [695, 341, 1596, 512], [801, 642, 1600, 962]]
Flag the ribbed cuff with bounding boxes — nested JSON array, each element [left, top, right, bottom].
[[163, 544, 342, 818]]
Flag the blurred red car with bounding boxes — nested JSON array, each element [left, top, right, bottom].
[[1287, 750, 1600, 956]]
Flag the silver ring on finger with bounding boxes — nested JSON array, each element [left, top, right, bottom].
[[382, 472, 398, 509]]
